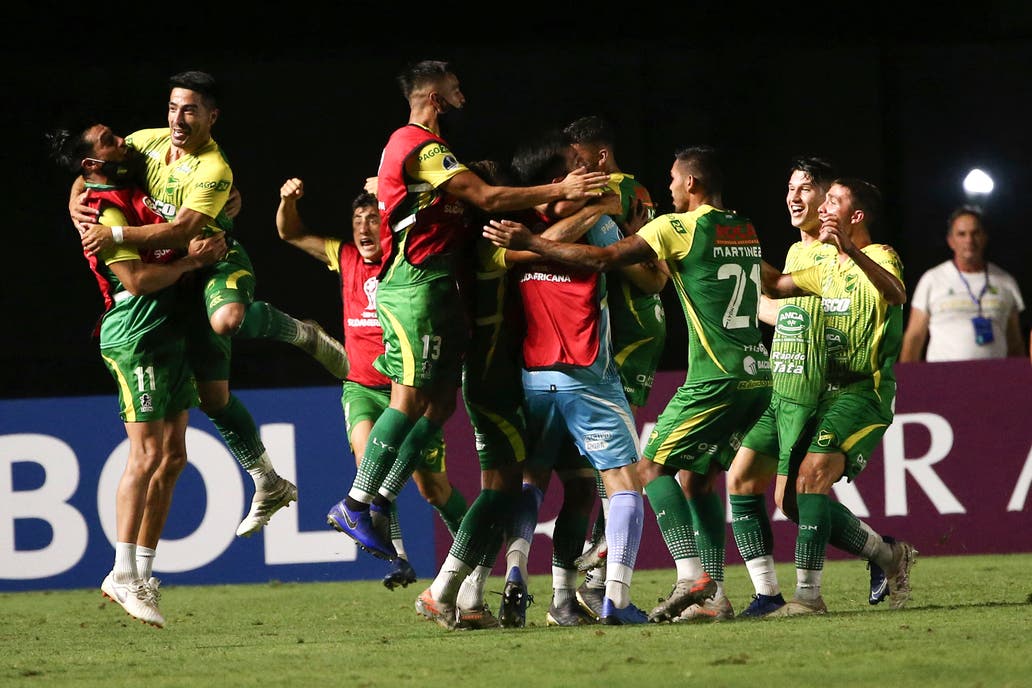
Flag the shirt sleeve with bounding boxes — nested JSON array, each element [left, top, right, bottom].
[[99, 206, 143, 265], [325, 238, 343, 273], [410, 141, 469, 188], [637, 214, 695, 262]]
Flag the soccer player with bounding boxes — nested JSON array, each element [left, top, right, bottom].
[[276, 180, 469, 589], [70, 71, 346, 539], [484, 145, 774, 624], [562, 116, 669, 616], [49, 121, 226, 627], [416, 152, 637, 630], [476, 135, 663, 627], [760, 178, 917, 615], [323, 59, 610, 566], [728, 158, 905, 619]]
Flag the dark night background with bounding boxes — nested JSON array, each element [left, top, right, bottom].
[[5, 4, 1032, 400]]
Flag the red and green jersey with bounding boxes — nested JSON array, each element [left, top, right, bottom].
[[84, 183, 180, 348]]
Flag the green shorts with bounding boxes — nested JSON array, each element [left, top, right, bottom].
[[340, 380, 448, 473], [100, 331, 197, 422], [462, 340, 527, 470], [181, 237, 257, 382], [741, 393, 819, 475], [808, 387, 893, 480], [643, 378, 772, 473], [374, 267, 466, 389]]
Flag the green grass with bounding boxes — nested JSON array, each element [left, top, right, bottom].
[[2, 554, 1030, 688]]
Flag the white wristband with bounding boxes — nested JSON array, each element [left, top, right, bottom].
[[111, 226, 125, 244]]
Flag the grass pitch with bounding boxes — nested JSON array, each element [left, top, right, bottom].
[[2, 553, 1030, 687]]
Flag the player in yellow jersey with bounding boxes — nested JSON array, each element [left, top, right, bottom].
[[69, 71, 346, 539], [761, 178, 916, 616], [50, 121, 225, 627]]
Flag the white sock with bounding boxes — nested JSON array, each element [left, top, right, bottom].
[[745, 555, 780, 596], [247, 453, 279, 491], [456, 566, 490, 610], [604, 578, 630, 608], [674, 556, 705, 581], [430, 555, 472, 604], [113, 542, 138, 583], [136, 546, 156, 579], [795, 569, 823, 601], [505, 538, 531, 582]]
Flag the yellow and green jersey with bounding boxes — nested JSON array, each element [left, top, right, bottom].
[[770, 240, 838, 403], [637, 204, 771, 384], [125, 127, 234, 235], [792, 244, 904, 397], [606, 175, 664, 406]]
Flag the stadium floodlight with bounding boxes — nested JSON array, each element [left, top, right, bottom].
[[963, 168, 994, 196]]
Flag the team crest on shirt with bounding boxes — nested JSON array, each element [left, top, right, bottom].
[[815, 429, 835, 447], [363, 277, 378, 316]]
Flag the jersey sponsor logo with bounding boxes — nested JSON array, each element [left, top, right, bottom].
[[444, 201, 465, 215], [520, 271, 572, 283], [139, 393, 154, 413], [442, 154, 460, 171], [714, 223, 758, 244], [743, 356, 771, 375], [825, 328, 847, 353], [775, 305, 811, 336], [149, 197, 177, 220], [418, 144, 445, 163], [584, 430, 613, 451], [195, 180, 232, 192], [346, 317, 380, 327], [821, 297, 851, 313]]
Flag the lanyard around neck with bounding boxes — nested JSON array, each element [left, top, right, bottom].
[[953, 261, 990, 315]]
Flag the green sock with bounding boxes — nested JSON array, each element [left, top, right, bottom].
[[380, 417, 440, 498], [688, 491, 726, 581], [234, 301, 301, 343], [207, 395, 266, 470], [828, 500, 868, 557], [389, 501, 403, 540], [730, 493, 773, 562], [434, 487, 469, 537], [352, 408, 414, 498], [795, 493, 831, 572], [448, 489, 514, 567], [552, 496, 591, 570], [590, 470, 607, 541], [643, 475, 698, 561]]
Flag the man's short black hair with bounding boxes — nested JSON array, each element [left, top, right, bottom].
[[169, 70, 220, 108], [398, 60, 452, 99], [674, 145, 724, 194]]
